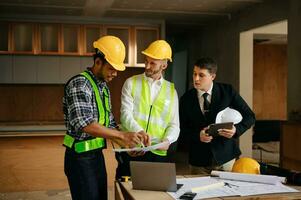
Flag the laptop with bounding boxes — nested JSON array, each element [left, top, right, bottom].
[[130, 161, 182, 192]]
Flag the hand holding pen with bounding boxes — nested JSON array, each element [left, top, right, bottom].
[[127, 130, 151, 157], [137, 130, 151, 146]]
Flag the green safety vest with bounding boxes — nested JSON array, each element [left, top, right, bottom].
[[129, 75, 175, 156], [63, 71, 110, 153]]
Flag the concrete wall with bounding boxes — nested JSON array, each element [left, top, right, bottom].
[[199, 0, 288, 89]]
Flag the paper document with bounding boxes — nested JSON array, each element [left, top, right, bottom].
[[112, 141, 169, 152], [168, 176, 299, 200], [168, 177, 238, 200], [211, 170, 286, 185], [224, 180, 299, 196], [191, 181, 224, 193]]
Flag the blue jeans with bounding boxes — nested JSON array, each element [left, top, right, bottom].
[[64, 148, 107, 200]]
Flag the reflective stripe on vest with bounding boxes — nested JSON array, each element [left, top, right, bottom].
[[63, 71, 110, 153], [81, 71, 110, 127], [131, 75, 175, 156]]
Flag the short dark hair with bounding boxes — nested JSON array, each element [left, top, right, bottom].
[[194, 57, 217, 74], [93, 48, 107, 64]]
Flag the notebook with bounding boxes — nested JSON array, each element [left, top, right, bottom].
[[130, 161, 182, 192]]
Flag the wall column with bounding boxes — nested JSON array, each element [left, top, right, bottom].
[[287, 0, 301, 119]]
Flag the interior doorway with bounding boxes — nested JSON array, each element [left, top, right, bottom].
[[239, 20, 288, 164]]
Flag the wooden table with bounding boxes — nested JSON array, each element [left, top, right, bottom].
[[116, 178, 301, 200]]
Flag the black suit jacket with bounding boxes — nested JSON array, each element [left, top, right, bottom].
[[179, 82, 255, 166]]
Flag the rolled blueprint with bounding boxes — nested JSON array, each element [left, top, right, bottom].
[[211, 170, 286, 185]]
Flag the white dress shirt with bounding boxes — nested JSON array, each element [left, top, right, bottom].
[[197, 83, 213, 114], [120, 73, 180, 144]]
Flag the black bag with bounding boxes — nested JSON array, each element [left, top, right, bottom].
[[260, 162, 301, 185]]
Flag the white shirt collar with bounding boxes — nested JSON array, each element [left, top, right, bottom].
[[143, 73, 163, 86]]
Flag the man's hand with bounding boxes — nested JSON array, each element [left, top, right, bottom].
[[127, 131, 151, 157], [119, 131, 144, 148], [218, 125, 236, 138], [200, 127, 213, 143], [137, 130, 151, 146]]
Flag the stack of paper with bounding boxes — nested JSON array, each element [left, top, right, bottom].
[[167, 175, 299, 200]]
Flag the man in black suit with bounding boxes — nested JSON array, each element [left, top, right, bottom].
[[179, 57, 255, 174]]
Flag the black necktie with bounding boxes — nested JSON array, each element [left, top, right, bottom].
[[203, 92, 210, 114]]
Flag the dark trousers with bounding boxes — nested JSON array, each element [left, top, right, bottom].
[[115, 151, 169, 180], [64, 148, 107, 200]]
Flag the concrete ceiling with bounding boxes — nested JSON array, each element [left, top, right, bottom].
[[0, 0, 264, 25]]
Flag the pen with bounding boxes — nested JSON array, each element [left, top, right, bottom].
[[224, 182, 239, 188]]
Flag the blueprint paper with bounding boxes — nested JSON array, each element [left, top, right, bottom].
[[167, 176, 299, 199], [112, 141, 169, 152]]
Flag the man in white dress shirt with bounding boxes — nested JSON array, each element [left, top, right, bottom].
[[115, 40, 180, 179]]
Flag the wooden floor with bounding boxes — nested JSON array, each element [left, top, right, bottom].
[[0, 135, 117, 193]]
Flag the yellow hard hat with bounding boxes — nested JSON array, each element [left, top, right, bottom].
[[232, 157, 260, 174], [93, 35, 126, 71], [142, 40, 172, 62]]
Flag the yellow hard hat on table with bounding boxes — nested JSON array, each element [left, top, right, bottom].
[[142, 40, 172, 62], [232, 157, 260, 174], [93, 35, 126, 71]]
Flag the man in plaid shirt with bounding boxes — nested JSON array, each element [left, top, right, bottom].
[[63, 36, 148, 200]]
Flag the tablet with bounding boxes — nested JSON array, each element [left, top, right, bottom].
[[207, 122, 234, 137]]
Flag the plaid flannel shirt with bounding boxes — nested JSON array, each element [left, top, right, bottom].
[[63, 68, 117, 140]]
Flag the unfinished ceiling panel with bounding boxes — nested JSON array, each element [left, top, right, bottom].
[[0, 0, 264, 26]]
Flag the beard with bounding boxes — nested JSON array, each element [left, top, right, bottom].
[[145, 68, 162, 78], [96, 70, 104, 81], [105, 75, 115, 82]]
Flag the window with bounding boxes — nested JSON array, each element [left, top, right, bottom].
[[39, 23, 59, 53], [0, 22, 9, 52], [84, 26, 102, 54], [62, 24, 79, 53], [0, 22, 160, 67], [135, 27, 159, 66], [12, 23, 34, 52]]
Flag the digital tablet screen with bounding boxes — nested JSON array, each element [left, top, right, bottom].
[[207, 122, 234, 137]]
